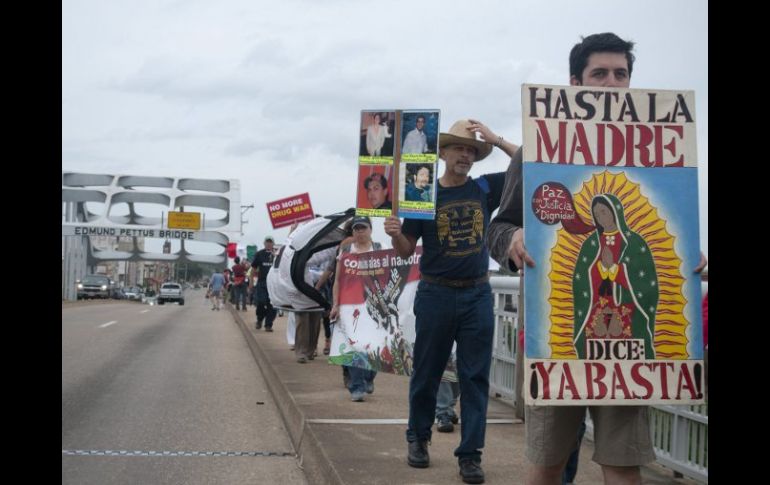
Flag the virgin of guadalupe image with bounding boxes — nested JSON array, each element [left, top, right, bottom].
[[547, 172, 689, 361], [572, 193, 658, 359]]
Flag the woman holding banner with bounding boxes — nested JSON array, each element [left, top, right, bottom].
[[330, 216, 382, 402]]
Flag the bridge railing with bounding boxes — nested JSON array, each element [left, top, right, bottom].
[[490, 276, 520, 407], [488, 275, 708, 483], [649, 403, 708, 483]]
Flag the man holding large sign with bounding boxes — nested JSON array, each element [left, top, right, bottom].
[[488, 33, 706, 485]]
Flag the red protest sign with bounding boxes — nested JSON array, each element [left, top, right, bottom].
[[266, 193, 315, 229]]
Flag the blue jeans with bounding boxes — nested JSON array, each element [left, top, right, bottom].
[[562, 419, 586, 484], [406, 281, 494, 460], [233, 283, 247, 308], [436, 380, 460, 420], [347, 366, 376, 394]]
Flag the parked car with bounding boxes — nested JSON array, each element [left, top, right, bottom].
[[110, 282, 124, 299], [122, 287, 144, 301], [76, 274, 111, 300], [157, 282, 185, 305]]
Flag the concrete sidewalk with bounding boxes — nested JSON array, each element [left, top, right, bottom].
[[229, 307, 697, 485]]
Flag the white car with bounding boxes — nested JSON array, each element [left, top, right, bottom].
[[158, 282, 185, 305], [123, 287, 144, 301]]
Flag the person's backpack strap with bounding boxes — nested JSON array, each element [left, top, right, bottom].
[[475, 174, 490, 194], [474, 175, 493, 208]]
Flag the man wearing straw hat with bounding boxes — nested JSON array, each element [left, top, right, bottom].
[[385, 119, 511, 484]]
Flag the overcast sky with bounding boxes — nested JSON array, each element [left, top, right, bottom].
[[62, 0, 708, 257]]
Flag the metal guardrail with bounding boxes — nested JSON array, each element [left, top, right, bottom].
[[489, 276, 520, 406], [649, 403, 708, 483], [488, 276, 709, 483], [647, 281, 709, 483]]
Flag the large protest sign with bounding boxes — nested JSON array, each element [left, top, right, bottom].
[[329, 247, 422, 375], [522, 84, 704, 405], [356, 109, 440, 219], [266, 193, 314, 229]]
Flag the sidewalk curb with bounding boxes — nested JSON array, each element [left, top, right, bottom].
[[228, 305, 344, 485]]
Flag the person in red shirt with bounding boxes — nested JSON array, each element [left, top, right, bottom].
[[224, 269, 231, 301], [231, 257, 248, 311]]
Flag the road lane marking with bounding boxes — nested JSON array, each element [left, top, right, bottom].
[[140, 310, 150, 314], [98, 321, 117, 328], [62, 449, 296, 457]]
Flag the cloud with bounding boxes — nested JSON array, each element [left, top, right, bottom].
[[62, 0, 708, 254]]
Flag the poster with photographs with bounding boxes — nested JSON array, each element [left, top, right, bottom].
[[398, 110, 440, 220], [357, 110, 396, 217]]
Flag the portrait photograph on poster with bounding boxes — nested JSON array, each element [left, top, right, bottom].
[[403, 163, 434, 203], [399, 110, 439, 162], [356, 164, 393, 217], [359, 110, 396, 161]]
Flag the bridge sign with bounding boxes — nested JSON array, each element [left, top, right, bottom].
[[167, 211, 201, 230]]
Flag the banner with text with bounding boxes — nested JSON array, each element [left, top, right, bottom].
[[266, 193, 315, 229], [522, 84, 704, 405], [328, 247, 422, 375]]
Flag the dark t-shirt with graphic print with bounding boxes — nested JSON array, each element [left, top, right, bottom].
[[402, 173, 505, 280], [252, 249, 275, 284]]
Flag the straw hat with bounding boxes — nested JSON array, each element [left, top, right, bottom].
[[438, 119, 493, 161]]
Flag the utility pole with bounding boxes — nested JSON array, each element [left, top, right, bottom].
[[240, 204, 254, 236], [163, 240, 171, 283]]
